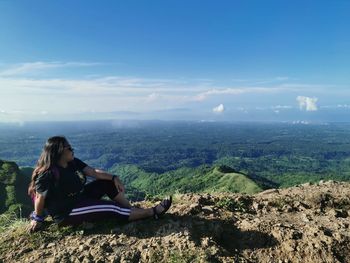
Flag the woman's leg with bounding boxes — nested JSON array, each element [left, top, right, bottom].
[[59, 197, 172, 226], [83, 180, 132, 208], [128, 207, 153, 221], [67, 181, 172, 226], [128, 198, 171, 221], [60, 198, 154, 226], [113, 191, 132, 208]]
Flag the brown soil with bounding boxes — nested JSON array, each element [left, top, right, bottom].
[[1, 180, 349, 263]]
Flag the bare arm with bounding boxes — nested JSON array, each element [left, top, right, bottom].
[[29, 193, 46, 232], [34, 193, 46, 216], [83, 166, 125, 192]]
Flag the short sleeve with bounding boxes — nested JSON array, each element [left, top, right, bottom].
[[35, 171, 52, 197], [74, 158, 88, 170]]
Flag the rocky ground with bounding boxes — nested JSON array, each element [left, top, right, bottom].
[[0, 180, 349, 263]]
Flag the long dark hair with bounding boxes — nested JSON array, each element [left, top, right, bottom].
[[28, 136, 69, 197]]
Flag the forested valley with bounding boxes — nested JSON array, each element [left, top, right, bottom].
[[1, 120, 349, 189]]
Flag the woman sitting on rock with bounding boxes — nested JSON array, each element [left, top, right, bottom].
[[28, 136, 172, 232]]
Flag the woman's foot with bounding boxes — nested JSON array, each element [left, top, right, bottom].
[[153, 196, 172, 219]]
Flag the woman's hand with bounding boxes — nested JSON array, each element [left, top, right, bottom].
[[113, 176, 125, 193], [28, 219, 43, 233], [84, 167, 126, 193]]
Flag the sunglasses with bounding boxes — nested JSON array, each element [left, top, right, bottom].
[[64, 146, 74, 152]]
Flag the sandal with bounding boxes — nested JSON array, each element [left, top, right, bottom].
[[153, 196, 172, 219]]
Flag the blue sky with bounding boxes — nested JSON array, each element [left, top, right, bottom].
[[0, 0, 349, 123]]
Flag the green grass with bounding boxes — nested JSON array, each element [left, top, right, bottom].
[[0, 212, 27, 233], [168, 250, 202, 263], [0, 212, 89, 259], [201, 167, 262, 194], [216, 196, 252, 213]]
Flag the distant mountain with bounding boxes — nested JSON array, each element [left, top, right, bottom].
[[110, 164, 263, 200], [0, 160, 33, 216]]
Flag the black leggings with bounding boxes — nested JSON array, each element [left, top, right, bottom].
[[82, 179, 119, 200], [59, 180, 131, 226]]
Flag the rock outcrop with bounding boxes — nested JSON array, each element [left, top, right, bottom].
[[0, 180, 349, 262]]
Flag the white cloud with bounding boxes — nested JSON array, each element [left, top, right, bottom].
[[337, 104, 350, 108], [321, 104, 350, 109], [195, 88, 246, 101], [272, 105, 293, 109], [0, 76, 179, 96], [296, 96, 318, 111], [0, 74, 198, 116], [0, 61, 102, 76], [213, 104, 225, 113], [194, 87, 293, 101], [145, 93, 162, 102], [254, 105, 294, 111], [251, 76, 290, 85], [0, 62, 339, 122]]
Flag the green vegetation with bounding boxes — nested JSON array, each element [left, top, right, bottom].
[[0, 161, 17, 184], [168, 250, 202, 263], [0, 160, 33, 216], [215, 196, 252, 213], [5, 185, 16, 208], [0, 121, 350, 206], [111, 164, 262, 200], [0, 161, 19, 214]]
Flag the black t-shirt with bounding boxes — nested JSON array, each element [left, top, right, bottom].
[[35, 158, 87, 222]]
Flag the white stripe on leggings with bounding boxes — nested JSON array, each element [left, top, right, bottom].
[[71, 204, 131, 213], [69, 207, 131, 216]]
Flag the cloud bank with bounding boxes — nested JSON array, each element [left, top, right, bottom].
[[2, 61, 346, 122], [296, 96, 318, 111]]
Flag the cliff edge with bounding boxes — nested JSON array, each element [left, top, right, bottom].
[[0, 180, 349, 263]]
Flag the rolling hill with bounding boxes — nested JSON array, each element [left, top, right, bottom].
[[0, 159, 264, 214], [110, 164, 263, 200]]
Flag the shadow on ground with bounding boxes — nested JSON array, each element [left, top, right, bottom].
[[71, 213, 278, 258]]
